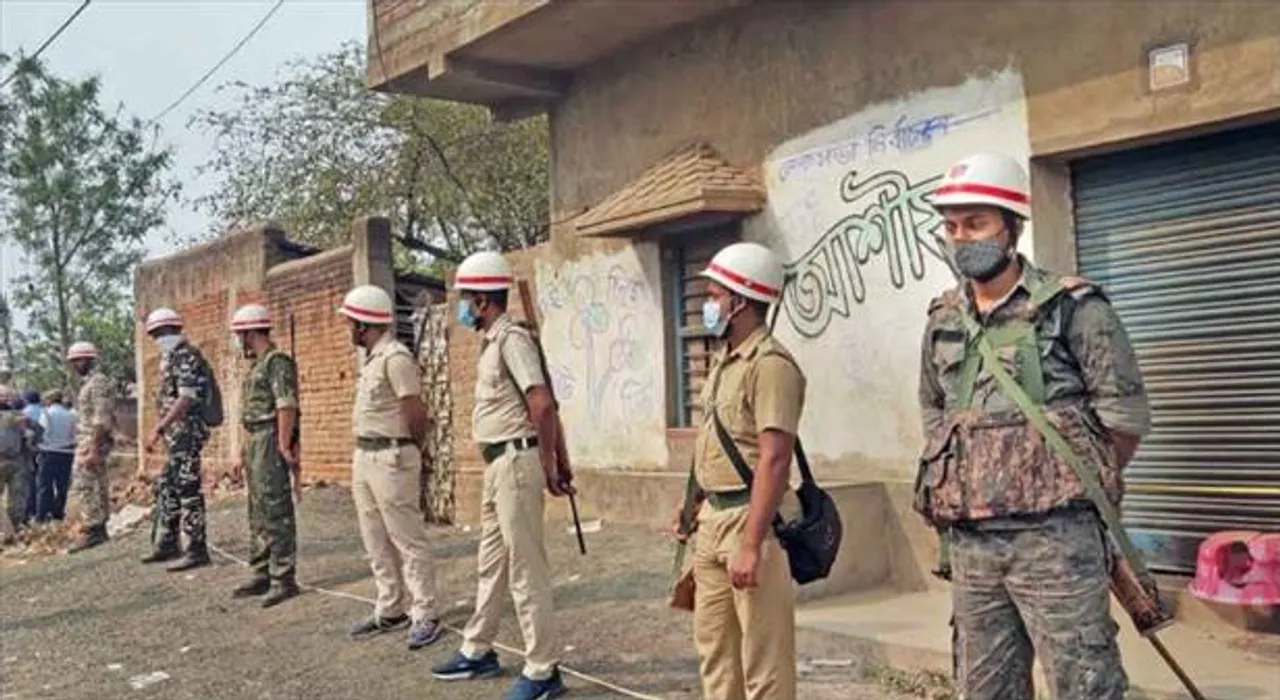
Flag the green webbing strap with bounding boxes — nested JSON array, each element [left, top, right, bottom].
[[955, 321, 1046, 408], [958, 312, 1153, 581]]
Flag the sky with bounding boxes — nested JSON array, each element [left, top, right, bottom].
[[0, 0, 367, 327]]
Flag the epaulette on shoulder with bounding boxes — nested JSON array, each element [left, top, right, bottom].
[[1060, 275, 1108, 302], [505, 320, 540, 342], [927, 287, 963, 315]]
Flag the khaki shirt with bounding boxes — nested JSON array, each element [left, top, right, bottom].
[[694, 328, 806, 492], [352, 333, 420, 439], [472, 314, 544, 444]]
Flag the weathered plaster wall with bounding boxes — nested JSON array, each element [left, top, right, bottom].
[[539, 0, 1280, 485], [533, 243, 666, 470], [752, 68, 1031, 478]]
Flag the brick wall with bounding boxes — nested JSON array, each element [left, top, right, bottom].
[[264, 247, 356, 483], [135, 222, 396, 487]]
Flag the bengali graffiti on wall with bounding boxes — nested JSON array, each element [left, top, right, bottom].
[[754, 68, 1032, 468], [535, 246, 667, 468]]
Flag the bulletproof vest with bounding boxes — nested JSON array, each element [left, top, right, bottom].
[[916, 276, 1124, 524]]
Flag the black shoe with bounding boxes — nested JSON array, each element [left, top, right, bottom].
[[141, 544, 182, 564], [68, 526, 107, 554], [261, 578, 300, 609], [166, 548, 211, 572], [349, 613, 410, 639], [232, 576, 271, 598]]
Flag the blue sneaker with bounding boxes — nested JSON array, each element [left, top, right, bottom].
[[407, 618, 443, 650], [431, 650, 501, 681], [502, 667, 566, 700]]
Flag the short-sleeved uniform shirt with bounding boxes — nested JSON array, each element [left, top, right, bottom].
[[472, 314, 545, 445], [76, 370, 117, 448], [353, 333, 421, 439], [241, 347, 299, 425], [158, 340, 210, 442], [694, 327, 807, 492]]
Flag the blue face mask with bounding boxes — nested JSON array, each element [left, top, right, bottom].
[[456, 299, 479, 328], [702, 299, 729, 338]]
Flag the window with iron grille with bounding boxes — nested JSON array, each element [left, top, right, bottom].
[[662, 227, 739, 428]]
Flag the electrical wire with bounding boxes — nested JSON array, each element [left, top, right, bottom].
[[148, 0, 285, 124], [207, 542, 669, 700], [0, 0, 92, 88]]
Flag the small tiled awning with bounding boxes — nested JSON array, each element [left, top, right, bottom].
[[575, 142, 766, 238]]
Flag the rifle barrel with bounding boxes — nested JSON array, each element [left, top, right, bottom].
[[1148, 635, 1206, 700]]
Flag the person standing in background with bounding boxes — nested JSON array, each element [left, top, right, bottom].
[[36, 389, 77, 522], [67, 342, 118, 554], [21, 390, 45, 524], [141, 307, 216, 572]]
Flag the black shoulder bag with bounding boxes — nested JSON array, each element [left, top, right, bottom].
[[709, 353, 843, 585]]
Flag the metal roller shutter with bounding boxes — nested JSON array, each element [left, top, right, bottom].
[[1072, 121, 1280, 574]]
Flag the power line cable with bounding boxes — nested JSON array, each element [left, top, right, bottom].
[[149, 0, 285, 124], [0, 0, 93, 87]]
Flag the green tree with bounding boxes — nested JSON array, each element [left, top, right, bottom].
[[0, 58, 177, 390], [189, 41, 549, 262]]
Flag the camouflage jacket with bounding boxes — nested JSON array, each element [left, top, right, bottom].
[[915, 258, 1152, 524], [240, 347, 298, 427], [76, 369, 117, 451], [158, 339, 210, 442]]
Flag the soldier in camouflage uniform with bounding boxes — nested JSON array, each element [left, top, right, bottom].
[[67, 342, 118, 553], [229, 304, 301, 607], [0, 393, 31, 541], [142, 308, 213, 572], [916, 152, 1152, 700]]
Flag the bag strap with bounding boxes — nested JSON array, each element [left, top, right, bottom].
[[957, 311, 1153, 581]]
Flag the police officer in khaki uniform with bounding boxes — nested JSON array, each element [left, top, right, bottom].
[[672, 242, 806, 700], [432, 251, 573, 700], [338, 285, 444, 651]]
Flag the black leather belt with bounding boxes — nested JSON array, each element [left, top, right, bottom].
[[356, 436, 415, 451], [242, 418, 275, 431], [480, 436, 538, 464]]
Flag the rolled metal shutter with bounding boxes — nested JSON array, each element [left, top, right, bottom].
[[1072, 121, 1280, 574]]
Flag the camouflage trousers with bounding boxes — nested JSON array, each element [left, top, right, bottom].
[[244, 425, 296, 580], [0, 457, 30, 533], [951, 508, 1127, 700], [70, 439, 112, 529], [154, 433, 207, 551]]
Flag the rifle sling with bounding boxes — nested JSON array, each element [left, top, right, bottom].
[[957, 311, 1152, 580]]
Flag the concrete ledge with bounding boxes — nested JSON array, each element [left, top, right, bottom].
[[453, 468, 939, 602]]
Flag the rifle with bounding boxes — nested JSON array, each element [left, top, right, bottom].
[[514, 279, 586, 556], [287, 312, 302, 502], [956, 312, 1205, 700]]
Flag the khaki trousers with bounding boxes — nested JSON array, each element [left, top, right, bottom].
[[693, 504, 796, 700], [460, 447, 557, 680], [351, 444, 439, 622]]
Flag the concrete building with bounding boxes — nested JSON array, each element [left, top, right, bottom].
[[367, 5, 1280, 690], [371, 0, 1280, 573]]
